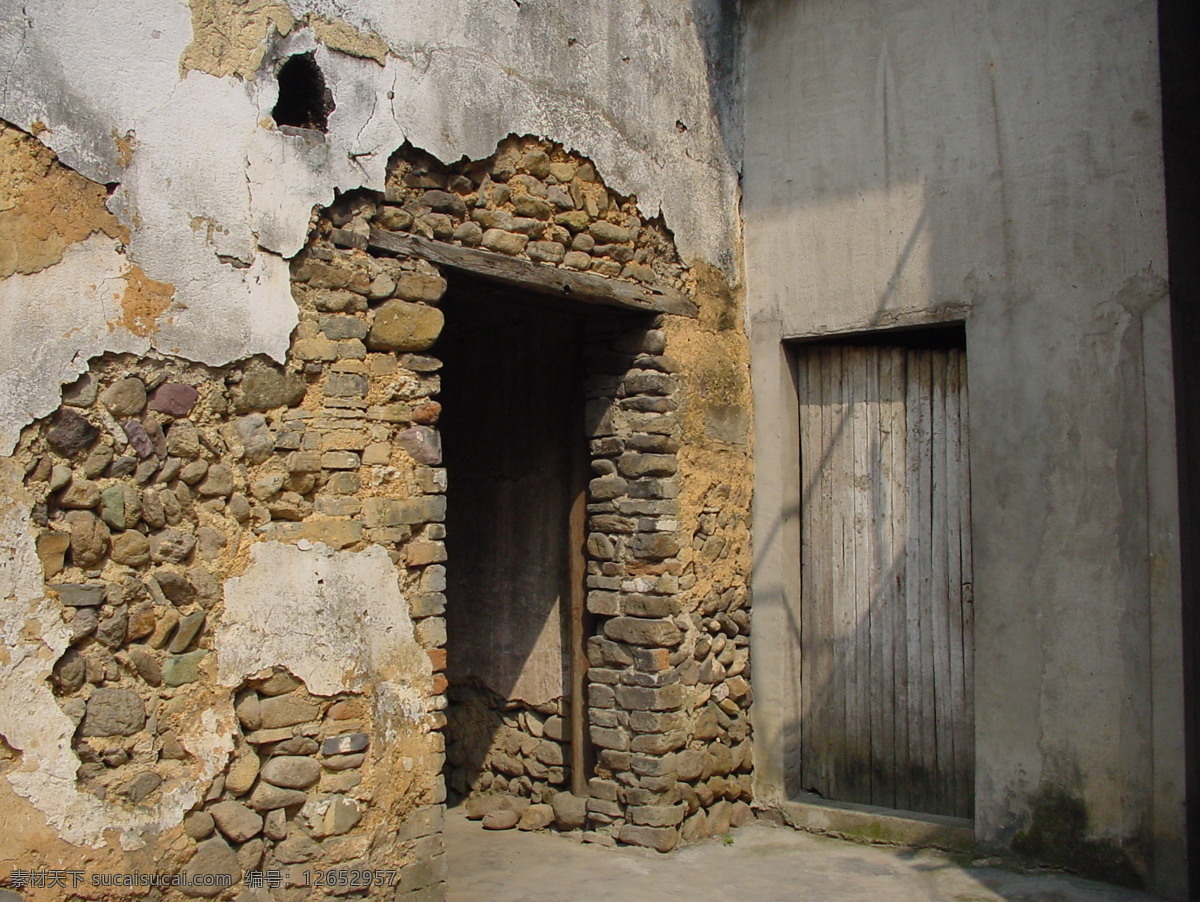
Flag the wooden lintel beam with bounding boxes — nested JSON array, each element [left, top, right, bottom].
[[368, 227, 698, 319]]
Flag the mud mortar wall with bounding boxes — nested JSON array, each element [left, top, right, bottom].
[[0, 0, 747, 891], [0, 124, 751, 895], [359, 139, 754, 850], [5, 228, 450, 898]]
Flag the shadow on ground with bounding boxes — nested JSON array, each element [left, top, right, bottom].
[[444, 804, 1163, 902]]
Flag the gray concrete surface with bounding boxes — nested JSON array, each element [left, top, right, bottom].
[[445, 806, 1160, 902], [742, 1, 1185, 894]]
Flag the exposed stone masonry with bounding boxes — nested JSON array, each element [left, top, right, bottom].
[[4, 133, 752, 898], [333, 136, 755, 853], [445, 682, 569, 804], [18, 217, 453, 896], [576, 320, 754, 850], [334, 135, 687, 295]]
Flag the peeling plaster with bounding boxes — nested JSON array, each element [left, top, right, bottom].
[[180, 0, 296, 79], [117, 264, 176, 337], [0, 234, 145, 455], [0, 122, 126, 279], [0, 459, 230, 850], [0, 0, 736, 446], [0, 0, 744, 864], [218, 542, 430, 722], [309, 15, 390, 64]]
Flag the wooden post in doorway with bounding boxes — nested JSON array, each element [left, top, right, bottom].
[[568, 448, 590, 796]]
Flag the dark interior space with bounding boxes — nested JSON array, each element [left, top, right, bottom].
[[793, 321, 966, 352], [1159, 0, 1200, 892], [272, 52, 335, 131], [437, 277, 589, 803]]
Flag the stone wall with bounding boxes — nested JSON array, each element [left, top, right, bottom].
[[350, 137, 754, 851], [0, 0, 752, 892], [370, 136, 686, 290], [8, 207, 452, 898], [445, 682, 568, 804], [578, 316, 754, 851], [0, 128, 752, 897]]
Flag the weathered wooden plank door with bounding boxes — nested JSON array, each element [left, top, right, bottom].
[[795, 343, 974, 819]]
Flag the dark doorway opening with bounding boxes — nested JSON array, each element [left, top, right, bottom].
[[438, 276, 594, 806]]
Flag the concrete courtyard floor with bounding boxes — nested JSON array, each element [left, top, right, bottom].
[[445, 804, 1161, 902]]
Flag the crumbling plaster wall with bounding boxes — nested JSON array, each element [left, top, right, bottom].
[[0, 0, 739, 453], [0, 0, 746, 891]]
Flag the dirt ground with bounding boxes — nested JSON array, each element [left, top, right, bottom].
[[444, 804, 1162, 902]]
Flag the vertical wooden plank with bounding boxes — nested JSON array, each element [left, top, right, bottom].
[[801, 345, 837, 799], [879, 348, 904, 811], [918, 350, 938, 814], [958, 350, 976, 815], [929, 352, 952, 815], [906, 349, 935, 812], [825, 347, 844, 801], [844, 347, 864, 801], [890, 348, 911, 812], [818, 346, 838, 800], [848, 347, 872, 802], [944, 349, 968, 817], [866, 349, 890, 808], [903, 348, 921, 810], [845, 347, 864, 803], [831, 345, 854, 803], [795, 350, 809, 794], [797, 350, 818, 794], [805, 347, 824, 797]]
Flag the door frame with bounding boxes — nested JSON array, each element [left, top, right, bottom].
[[749, 319, 976, 844]]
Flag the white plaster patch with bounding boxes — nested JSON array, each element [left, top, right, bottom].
[[106, 70, 299, 366], [0, 234, 146, 455], [0, 460, 230, 849], [218, 542, 430, 707]]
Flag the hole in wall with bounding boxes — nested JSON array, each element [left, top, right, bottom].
[[273, 53, 334, 132]]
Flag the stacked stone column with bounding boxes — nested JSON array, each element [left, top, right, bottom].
[[578, 319, 690, 850]]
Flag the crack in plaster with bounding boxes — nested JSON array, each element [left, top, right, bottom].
[[0, 5, 31, 112]]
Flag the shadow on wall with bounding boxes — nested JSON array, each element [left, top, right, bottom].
[[689, 0, 745, 174], [743, 0, 1166, 889]]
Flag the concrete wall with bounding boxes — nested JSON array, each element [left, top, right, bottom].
[[743, 0, 1186, 894]]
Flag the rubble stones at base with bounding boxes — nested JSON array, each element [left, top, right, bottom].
[[482, 809, 520, 830], [551, 792, 588, 830], [518, 803, 555, 831]]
